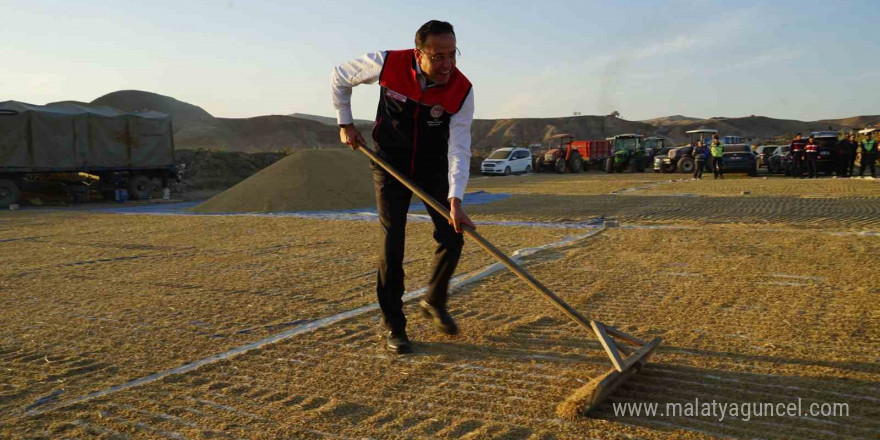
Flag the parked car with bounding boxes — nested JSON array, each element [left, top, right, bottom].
[[755, 145, 779, 168], [766, 145, 791, 174], [715, 144, 758, 176], [481, 147, 532, 175], [652, 146, 675, 173]]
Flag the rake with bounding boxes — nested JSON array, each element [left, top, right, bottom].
[[357, 144, 660, 418]]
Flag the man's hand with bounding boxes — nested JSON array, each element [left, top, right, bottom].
[[448, 197, 475, 234], [340, 124, 366, 150]]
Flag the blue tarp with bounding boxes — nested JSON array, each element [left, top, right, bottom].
[[94, 191, 511, 216]]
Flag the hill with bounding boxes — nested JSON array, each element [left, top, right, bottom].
[[87, 90, 352, 152], [640, 115, 705, 126], [644, 115, 879, 143], [92, 90, 215, 125], [470, 116, 661, 150], [32, 90, 877, 153], [289, 113, 373, 126]]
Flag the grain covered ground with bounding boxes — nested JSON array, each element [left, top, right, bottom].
[[1, 172, 878, 439]]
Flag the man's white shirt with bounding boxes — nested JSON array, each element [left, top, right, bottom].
[[330, 51, 473, 201]]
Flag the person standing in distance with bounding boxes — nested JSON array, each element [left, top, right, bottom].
[[692, 140, 707, 179], [804, 135, 819, 178], [847, 134, 859, 177], [860, 131, 877, 178], [330, 20, 476, 354], [836, 134, 855, 177], [790, 133, 806, 178], [710, 134, 724, 179]]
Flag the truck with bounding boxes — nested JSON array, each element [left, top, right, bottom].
[[533, 134, 610, 173], [605, 134, 650, 173], [661, 129, 717, 174], [0, 101, 177, 207]]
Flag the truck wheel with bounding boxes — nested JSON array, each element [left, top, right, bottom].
[[678, 157, 695, 174], [554, 158, 566, 173], [128, 174, 153, 200], [525, 165, 531, 174], [504, 166, 511, 176], [534, 156, 544, 172], [0, 179, 20, 208], [749, 166, 758, 177], [605, 157, 614, 173], [636, 159, 645, 173], [629, 158, 638, 173], [569, 153, 583, 173], [582, 160, 591, 172]]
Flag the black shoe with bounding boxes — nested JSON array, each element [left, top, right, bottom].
[[419, 300, 459, 335], [385, 330, 412, 354]]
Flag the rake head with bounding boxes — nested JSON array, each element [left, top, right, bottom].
[[556, 321, 661, 420]]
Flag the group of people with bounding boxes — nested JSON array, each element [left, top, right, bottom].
[[789, 132, 877, 178], [691, 133, 726, 179]]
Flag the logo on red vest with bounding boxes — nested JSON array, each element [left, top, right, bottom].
[[385, 89, 407, 103], [430, 104, 445, 119]]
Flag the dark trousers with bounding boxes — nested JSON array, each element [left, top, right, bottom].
[[791, 154, 803, 177], [837, 155, 851, 177], [373, 169, 464, 332], [694, 160, 704, 178], [848, 154, 857, 176], [806, 153, 818, 178], [712, 157, 723, 178], [861, 153, 877, 177]]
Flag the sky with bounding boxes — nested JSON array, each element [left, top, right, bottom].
[[2, 0, 878, 122]]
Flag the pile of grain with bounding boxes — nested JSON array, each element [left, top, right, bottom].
[[190, 148, 375, 213]]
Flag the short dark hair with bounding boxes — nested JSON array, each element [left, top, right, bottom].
[[415, 20, 455, 49]]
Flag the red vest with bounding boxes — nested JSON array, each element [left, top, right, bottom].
[[805, 142, 818, 153], [372, 50, 472, 177]]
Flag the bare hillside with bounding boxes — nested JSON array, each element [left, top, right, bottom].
[[471, 116, 661, 150], [49, 90, 879, 152], [639, 115, 705, 126]]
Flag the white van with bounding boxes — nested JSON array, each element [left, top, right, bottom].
[[481, 147, 532, 175]]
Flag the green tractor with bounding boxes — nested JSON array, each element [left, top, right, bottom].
[[605, 134, 649, 173]]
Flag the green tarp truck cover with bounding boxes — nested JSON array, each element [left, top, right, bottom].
[[0, 101, 174, 172]]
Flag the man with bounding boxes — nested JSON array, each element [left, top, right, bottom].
[[710, 134, 724, 179], [860, 131, 877, 178], [847, 134, 859, 177], [330, 20, 476, 354], [804, 135, 819, 178], [790, 133, 806, 178], [692, 140, 707, 179], [836, 134, 856, 177]]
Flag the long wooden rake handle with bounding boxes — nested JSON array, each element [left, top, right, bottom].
[[356, 144, 596, 334]]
